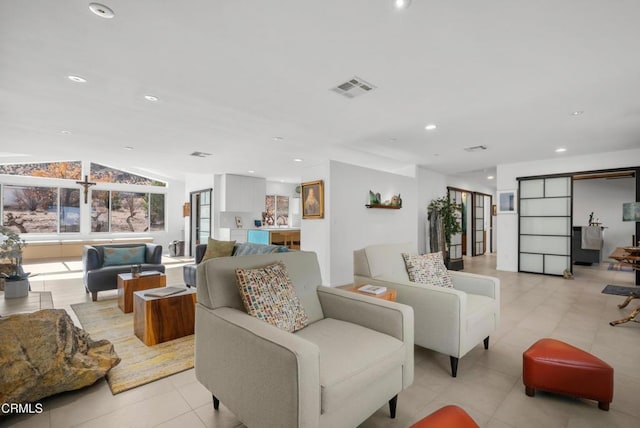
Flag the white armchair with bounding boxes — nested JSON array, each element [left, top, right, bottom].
[[195, 251, 414, 428], [354, 243, 500, 377]]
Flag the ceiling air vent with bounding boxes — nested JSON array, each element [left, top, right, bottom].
[[464, 145, 488, 153], [190, 151, 212, 158], [331, 76, 376, 98]]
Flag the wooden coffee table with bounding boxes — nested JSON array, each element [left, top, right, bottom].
[[133, 287, 197, 346], [117, 272, 166, 313], [346, 284, 397, 302]]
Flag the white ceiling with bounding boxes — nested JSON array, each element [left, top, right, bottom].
[[2, 1, 640, 187]]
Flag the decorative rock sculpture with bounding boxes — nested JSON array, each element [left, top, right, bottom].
[[0, 309, 120, 408]]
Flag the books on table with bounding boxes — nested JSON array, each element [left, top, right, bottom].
[[144, 286, 186, 298], [138, 270, 162, 277], [357, 284, 387, 295]]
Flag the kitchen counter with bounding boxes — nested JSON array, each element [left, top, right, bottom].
[[247, 228, 300, 249]]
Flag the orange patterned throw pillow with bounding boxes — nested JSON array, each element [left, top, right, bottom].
[[402, 252, 453, 288], [235, 261, 309, 332]]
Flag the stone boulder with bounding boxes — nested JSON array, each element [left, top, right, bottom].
[[0, 309, 120, 408]]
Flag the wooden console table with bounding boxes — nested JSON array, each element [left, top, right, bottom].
[[608, 247, 640, 326]]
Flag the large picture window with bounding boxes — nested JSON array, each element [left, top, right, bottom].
[[90, 191, 165, 233], [2, 185, 80, 233]]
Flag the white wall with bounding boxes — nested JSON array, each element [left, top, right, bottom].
[[573, 177, 635, 258], [497, 148, 640, 271], [328, 161, 418, 286], [416, 167, 447, 253], [300, 162, 331, 284]]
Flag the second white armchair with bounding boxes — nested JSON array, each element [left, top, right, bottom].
[[354, 243, 500, 377]]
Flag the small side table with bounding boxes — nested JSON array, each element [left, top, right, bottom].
[[346, 284, 397, 302], [117, 272, 166, 313], [133, 287, 197, 346]]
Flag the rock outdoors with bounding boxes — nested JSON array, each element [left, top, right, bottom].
[[0, 309, 120, 408]]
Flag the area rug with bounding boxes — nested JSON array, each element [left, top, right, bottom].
[[607, 262, 634, 272], [71, 299, 194, 394], [601, 284, 640, 297]]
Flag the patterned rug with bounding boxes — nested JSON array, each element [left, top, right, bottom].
[[71, 299, 194, 394], [607, 262, 634, 272]]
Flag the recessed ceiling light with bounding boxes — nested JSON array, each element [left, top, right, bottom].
[[555, 148, 567, 153], [571, 111, 584, 116], [61, 130, 71, 135], [124, 146, 134, 151], [89, 3, 115, 19], [487, 176, 494, 180], [144, 95, 159, 102], [293, 158, 303, 162], [425, 124, 437, 131], [273, 136, 283, 141], [394, 0, 412, 10], [248, 170, 255, 174], [67, 75, 87, 83]]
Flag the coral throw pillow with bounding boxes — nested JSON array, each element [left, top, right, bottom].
[[235, 261, 309, 332], [201, 238, 236, 262], [402, 252, 453, 288]]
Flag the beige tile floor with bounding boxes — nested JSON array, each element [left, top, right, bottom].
[[2, 255, 639, 427]]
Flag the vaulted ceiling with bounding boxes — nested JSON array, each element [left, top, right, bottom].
[[2, 1, 639, 186]]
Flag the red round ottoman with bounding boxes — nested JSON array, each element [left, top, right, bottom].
[[523, 338, 613, 411], [410, 405, 478, 428]]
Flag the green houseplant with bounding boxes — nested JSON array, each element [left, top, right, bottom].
[[0, 225, 28, 281], [428, 196, 463, 268]]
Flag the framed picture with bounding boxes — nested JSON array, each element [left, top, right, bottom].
[[497, 190, 517, 214], [301, 180, 324, 219]]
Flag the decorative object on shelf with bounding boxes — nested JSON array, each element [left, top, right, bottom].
[[1, 226, 30, 298], [182, 202, 191, 217], [369, 190, 381, 205], [497, 189, 517, 214], [365, 192, 402, 209], [235, 216, 243, 228], [301, 180, 324, 219], [254, 219, 262, 228], [428, 196, 463, 268]]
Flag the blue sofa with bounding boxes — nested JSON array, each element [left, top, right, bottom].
[[182, 242, 288, 287], [82, 243, 165, 301]]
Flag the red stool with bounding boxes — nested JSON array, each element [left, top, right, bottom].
[[411, 405, 478, 428], [523, 338, 613, 411]]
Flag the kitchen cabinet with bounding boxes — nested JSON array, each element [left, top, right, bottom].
[[219, 174, 266, 212], [247, 229, 300, 250], [218, 228, 248, 243]]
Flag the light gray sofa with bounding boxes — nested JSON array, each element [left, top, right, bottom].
[[354, 243, 500, 377], [195, 251, 414, 428], [82, 243, 165, 301]]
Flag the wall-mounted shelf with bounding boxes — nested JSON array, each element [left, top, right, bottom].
[[365, 204, 401, 209]]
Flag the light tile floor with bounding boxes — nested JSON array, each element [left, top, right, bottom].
[[2, 255, 639, 427]]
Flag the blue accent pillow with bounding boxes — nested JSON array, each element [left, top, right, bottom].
[[103, 246, 146, 266]]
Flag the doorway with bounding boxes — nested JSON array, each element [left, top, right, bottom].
[[189, 188, 212, 256]]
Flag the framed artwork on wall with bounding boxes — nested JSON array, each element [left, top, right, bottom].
[[497, 190, 517, 214], [301, 180, 324, 219]]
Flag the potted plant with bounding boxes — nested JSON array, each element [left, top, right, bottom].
[[0, 225, 30, 298], [428, 196, 463, 270]]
